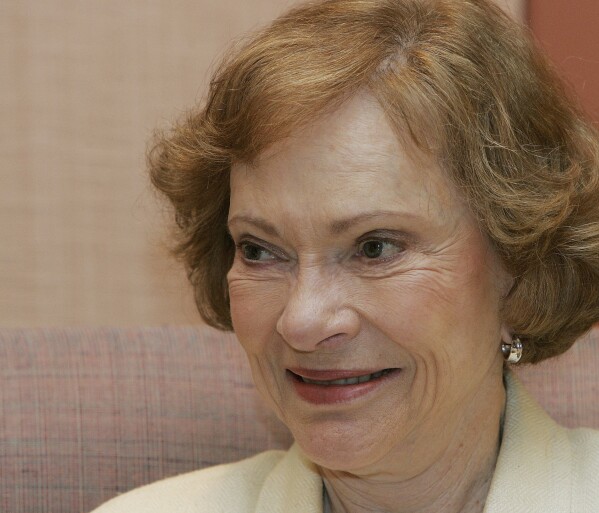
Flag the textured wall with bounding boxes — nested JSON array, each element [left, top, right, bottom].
[[497, 0, 526, 19], [529, 0, 599, 122], [1, 0, 524, 326], [0, 0, 297, 326]]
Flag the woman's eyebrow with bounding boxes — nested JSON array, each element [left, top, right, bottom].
[[329, 210, 422, 235], [228, 211, 422, 237], [227, 215, 280, 237]]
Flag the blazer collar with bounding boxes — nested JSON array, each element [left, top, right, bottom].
[[483, 371, 572, 512], [255, 442, 323, 513], [255, 372, 572, 513]]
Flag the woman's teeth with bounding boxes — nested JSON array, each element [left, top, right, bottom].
[[300, 369, 392, 385]]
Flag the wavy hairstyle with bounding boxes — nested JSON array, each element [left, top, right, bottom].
[[149, 0, 599, 363]]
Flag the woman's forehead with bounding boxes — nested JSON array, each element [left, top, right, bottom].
[[232, 94, 455, 202], [230, 93, 462, 221], [250, 92, 412, 164]]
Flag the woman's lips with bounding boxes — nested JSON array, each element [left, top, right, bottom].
[[287, 367, 401, 405]]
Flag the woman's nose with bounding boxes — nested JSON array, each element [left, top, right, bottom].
[[275, 266, 360, 352]]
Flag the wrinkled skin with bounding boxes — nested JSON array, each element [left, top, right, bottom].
[[227, 92, 511, 513]]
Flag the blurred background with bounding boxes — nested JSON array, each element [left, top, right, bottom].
[[1, 0, 597, 326]]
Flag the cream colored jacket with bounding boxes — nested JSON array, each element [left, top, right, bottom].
[[92, 374, 599, 512]]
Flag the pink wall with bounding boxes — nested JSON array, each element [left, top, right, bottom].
[[529, 0, 599, 122]]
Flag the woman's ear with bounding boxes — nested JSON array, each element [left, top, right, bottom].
[[497, 265, 515, 301], [500, 323, 513, 344]]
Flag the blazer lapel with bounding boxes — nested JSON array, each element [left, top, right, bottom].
[[254, 443, 324, 513], [484, 372, 573, 512]]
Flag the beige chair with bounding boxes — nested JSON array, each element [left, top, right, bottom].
[[1, 326, 597, 512]]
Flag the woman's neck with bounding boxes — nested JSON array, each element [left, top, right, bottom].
[[320, 377, 506, 513]]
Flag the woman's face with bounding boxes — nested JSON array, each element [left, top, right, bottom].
[[227, 93, 509, 474]]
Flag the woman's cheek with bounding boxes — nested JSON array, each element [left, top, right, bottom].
[[228, 273, 288, 338]]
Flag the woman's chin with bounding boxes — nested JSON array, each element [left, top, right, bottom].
[[278, 374, 414, 471], [290, 418, 394, 472]]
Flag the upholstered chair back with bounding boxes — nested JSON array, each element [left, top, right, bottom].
[[1, 326, 598, 513]]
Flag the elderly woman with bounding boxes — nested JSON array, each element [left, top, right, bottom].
[[94, 0, 599, 511]]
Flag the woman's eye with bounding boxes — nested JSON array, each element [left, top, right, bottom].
[[239, 242, 276, 262], [357, 239, 403, 260]]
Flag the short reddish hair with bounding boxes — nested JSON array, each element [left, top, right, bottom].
[[149, 0, 599, 364]]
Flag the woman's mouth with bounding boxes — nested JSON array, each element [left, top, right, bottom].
[[287, 368, 400, 405], [298, 368, 395, 385]]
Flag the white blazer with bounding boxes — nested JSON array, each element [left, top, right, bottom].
[[92, 373, 599, 512]]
